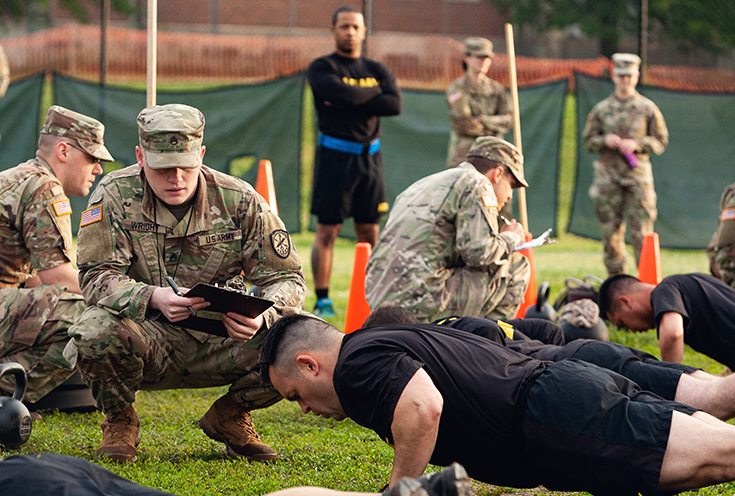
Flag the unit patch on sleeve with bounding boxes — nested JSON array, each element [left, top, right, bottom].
[[482, 194, 498, 208], [80, 205, 103, 227], [270, 230, 291, 259], [52, 199, 72, 216]]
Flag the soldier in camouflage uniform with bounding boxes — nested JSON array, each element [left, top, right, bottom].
[[0, 106, 111, 402], [366, 136, 530, 322], [707, 182, 735, 289], [583, 53, 669, 276], [446, 38, 512, 169], [67, 104, 306, 463]]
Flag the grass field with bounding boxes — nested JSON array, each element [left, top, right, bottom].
[[4, 85, 728, 495]]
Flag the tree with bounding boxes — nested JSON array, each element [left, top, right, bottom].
[[490, 0, 735, 57], [1, 0, 136, 30]]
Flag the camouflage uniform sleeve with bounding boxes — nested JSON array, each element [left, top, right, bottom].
[[23, 178, 74, 271], [0, 45, 8, 99], [454, 174, 520, 268], [447, 82, 485, 138], [239, 197, 306, 328], [76, 181, 157, 322], [638, 101, 668, 155], [478, 83, 512, 135], [582, 104, 607, 153], [712, 183, 735, 289]]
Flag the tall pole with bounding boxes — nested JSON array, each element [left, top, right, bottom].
[[504, 23, 528, 231], [101, 0, 110, 85], [146, 0, 158, 108], [362, 0, 373, 56], [639, 0, 649, 84]]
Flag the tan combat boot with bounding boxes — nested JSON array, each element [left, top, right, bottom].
[[95, 405, 140, 463], [199, 393, 277, 461]]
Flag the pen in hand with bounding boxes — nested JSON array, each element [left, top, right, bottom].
[[165, 276, 197, 317], [499, 215, 512, 226]]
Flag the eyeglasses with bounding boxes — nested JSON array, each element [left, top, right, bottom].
[[63, 141, 101, 165]]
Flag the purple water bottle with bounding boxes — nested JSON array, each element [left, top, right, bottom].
[[622, 151, 638, 168]]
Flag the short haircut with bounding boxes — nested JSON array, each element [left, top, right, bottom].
[[597, 274, 642, 317], [37, 133, 66, 155], [362, 303, 419, 328], [260, 314, 342, 383], [466, 156, 505, 176], [332, 5, 362, 25]]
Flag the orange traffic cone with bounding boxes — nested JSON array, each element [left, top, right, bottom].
[[255, 159, 278, 217], [638, 232, 662, 285], [515, 232, 538, 318], [344, 242, 373, 333]]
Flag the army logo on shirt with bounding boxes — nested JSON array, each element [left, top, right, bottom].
[[271, 230, 291, 259]]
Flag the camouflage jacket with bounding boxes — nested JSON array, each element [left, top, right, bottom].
[[76, 164, 306, 341], [583, 91, 668, 169], [707, 182, 735, 289], [0, 157, 74, 288], [446, 75, 512, 167], [366, 163, 522, 309], [0, 45, 8, 99]]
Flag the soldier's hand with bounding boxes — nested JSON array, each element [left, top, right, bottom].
[[618, 139, 638, 154], [150, 287, 209, 322], [603, 133, 622, 150], [500, 219, 525, 239], [223, 312, 264, 342]]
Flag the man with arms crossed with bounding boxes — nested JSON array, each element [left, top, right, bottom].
[[307, 5, 401, 318]]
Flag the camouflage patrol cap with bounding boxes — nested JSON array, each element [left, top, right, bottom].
[[612, 53, 641, 76], [137, 104, 205, 169], [40, 105, 114, 162], [464, 37, 494, 58], [467, 136, 528, 187]]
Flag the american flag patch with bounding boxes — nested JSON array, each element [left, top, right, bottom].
[[52, 199, 72, 216], [482, 194, 497, 208], [80, 205, 102, 226], [721, 208, 735, 221], [447, 90, 463, 104]]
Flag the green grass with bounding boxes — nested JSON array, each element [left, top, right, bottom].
[[12, 83, 728, 496]]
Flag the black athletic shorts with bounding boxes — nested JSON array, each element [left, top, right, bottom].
[[520, 360, 698, 496], [311, 145, 387, 225]]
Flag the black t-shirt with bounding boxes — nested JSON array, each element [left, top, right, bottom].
[[333, 324, 548, 485], [651, 273, 735, 368], [307, 53, 401, 143]]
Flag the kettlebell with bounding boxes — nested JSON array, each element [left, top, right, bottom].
[[0, 362, 32, 449], [559, 318, 610, 342], [524, 282, 558, 321]]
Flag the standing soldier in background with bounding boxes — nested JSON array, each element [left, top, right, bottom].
[[0, 106, 110, 403], [707, 182, 735, 289], [583, 53, 668, 276], [307, 5, 402, 318], [446, 37, 512, 168], [0, 44, 10, 143]]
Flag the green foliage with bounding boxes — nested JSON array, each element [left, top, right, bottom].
[[1, 0, 136, 28]]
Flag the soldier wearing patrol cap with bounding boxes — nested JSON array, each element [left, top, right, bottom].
[[445, 37, 512, 169], [0, 105, 111, 403], [68, 103, 306, 463], [583, 52, 669, 276], [366, 136, 530, 322]]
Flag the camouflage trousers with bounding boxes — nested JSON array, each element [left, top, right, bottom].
[[411, 251, 530, 323], [67, 305, 282, 415], [0, 286, 85, 402], [589, 159, 657, 276]]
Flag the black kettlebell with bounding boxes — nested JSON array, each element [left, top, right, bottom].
[[559, 318, 610, 342], [524, 282, 558, 321], [0, 362, 32, 449]]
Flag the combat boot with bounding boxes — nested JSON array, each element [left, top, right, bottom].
[[384, 463, 471, 496], [95, 405, 140, 463], [199, 392, 277, 461]]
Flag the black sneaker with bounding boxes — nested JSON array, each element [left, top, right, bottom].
[[384, 463, 471, 496]]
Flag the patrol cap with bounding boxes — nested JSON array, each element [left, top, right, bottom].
[[40, 105, 114, 162], [464, 37, 494, 58], [137, 104, 205, 169], [612, 53, 641, 76], [467, 136, 528, 187]]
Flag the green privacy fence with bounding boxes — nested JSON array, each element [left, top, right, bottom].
[[0, 74, 44, 172], [310, 79, 568, 239], [570, 73, 735, 249], [52, 73, 305, 233]]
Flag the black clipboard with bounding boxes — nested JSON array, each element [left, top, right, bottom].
[[168, 283, 274, 338]]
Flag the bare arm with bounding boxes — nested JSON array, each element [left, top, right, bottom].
[[37, 262, 81, 294], [389, 368, 444, 487], [658, 311, 685, 364]]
